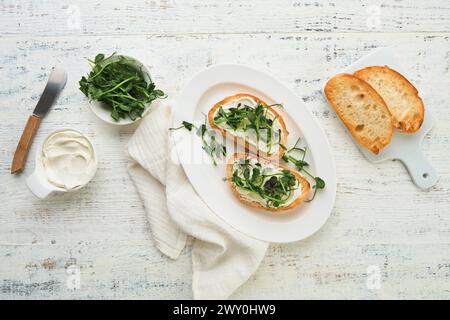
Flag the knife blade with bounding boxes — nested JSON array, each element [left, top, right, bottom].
[[11, 66, 68, 174], [33, 66, 67, 117]]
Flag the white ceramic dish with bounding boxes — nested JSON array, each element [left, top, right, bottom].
[[88, 55, 153, 126], [323, 47, 438, 189], [26, 128, 98, 199], [172, 64, 337, 243]]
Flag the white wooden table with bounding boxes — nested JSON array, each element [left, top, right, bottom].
[[1, 0, 449, 299]]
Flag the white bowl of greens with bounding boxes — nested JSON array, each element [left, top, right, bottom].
[[80, 53, 165, 125]]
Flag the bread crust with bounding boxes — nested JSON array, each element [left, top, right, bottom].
[[354, 66, 425, 133], [208, 93, 288, 159], [324, 73, 393, 154], [226, 153, 311, 212]]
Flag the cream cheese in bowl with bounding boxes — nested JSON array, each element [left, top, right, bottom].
[[41, 130, 96, 190], [26, 129, 97, 199]]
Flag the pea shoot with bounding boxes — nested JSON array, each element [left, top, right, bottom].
[[213, 102, 283, 154], [281, 138, 326, 202], [79, 53, 166, 121], [231, 158, 300, 208], [170, 118, 226, 166]]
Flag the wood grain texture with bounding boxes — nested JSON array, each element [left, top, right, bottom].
[[1, 0, 450, 299], [1, 0, 450, 35], [11, 114, 41, 173]]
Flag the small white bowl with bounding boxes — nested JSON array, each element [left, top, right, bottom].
[[87, 55, 153, 126], [26, 128, 98, 199]]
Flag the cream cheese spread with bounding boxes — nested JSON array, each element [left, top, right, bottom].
[[41, 130, 96, 190]]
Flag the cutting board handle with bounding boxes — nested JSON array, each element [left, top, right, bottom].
[[400, 148, 438, 189]]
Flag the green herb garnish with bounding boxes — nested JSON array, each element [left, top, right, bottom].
[[169, 121, 193, 131], [170, 118, 226, 166], [213, 102, 283, 154], [79, 53, 166, 121], [231, 158, 299, 208], [281, 137, 326, 202]]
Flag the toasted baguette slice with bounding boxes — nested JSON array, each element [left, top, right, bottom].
[[324, 74, 393, 154], [227, 153, 311, 212], [354, 66, 424, 133], [208, 93, 288, 159]]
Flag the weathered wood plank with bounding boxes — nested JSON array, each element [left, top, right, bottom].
[[1, 242, 449, 299], [1, 0, 450, 36], [0, 32, 449, 299]]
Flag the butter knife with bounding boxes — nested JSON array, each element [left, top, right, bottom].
[[11, 66, 67, 174]]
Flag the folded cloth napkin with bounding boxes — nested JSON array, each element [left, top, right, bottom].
[[128, 101, 268, 299]]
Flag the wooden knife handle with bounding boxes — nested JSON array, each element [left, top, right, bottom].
[[11, 115, 41, 174]]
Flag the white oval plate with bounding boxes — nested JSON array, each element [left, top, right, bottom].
[[172, 64, 336, 243]]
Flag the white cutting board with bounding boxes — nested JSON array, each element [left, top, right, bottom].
[[325, 47, 438, 189]]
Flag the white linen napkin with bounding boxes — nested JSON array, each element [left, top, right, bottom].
[[127, 101, 268, 299]]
